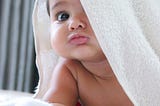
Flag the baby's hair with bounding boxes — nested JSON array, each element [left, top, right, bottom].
[[46, 0, 50, 16]]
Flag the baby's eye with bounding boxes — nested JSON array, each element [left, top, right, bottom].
[[56, 11, 70, 22]]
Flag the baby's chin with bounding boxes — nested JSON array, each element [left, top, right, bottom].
[[57, 48, 105, 62], [72, 55, 105, 63]]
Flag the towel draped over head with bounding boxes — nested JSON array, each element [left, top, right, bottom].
[[32, 0, 160, 105]]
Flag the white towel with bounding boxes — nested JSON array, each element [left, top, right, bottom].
[[80, 0, 160, 105], [32, 0, 160, 105]]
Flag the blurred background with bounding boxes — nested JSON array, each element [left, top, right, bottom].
[[0, 0, 39, 94]]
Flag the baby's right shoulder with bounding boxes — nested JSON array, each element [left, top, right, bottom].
[[53, 58, 77, 79], [54, 58, 80, 80]]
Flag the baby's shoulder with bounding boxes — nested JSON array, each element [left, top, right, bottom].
[[55, 58, 81, 80]]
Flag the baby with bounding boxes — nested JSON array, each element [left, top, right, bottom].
[[43, 0, 133, 106]]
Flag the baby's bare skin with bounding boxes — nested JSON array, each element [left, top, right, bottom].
[[44, 59, 133, 106]]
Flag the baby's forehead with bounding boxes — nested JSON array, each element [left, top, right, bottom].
[[48, 0, 82, 12], [49, 0, 76, 5], [49, 0, 63, 3], [49, 0, 71, 10]]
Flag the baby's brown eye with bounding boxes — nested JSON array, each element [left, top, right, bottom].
[[56, 11, 69, 21]]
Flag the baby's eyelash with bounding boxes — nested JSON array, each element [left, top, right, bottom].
[[55, 11, 64, 16]]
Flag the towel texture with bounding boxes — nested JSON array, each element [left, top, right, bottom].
[[32, 0, 160, 105], [80, 0, 160, 105]]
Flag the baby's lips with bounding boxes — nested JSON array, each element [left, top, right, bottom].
[[68, 34, 89, 45]]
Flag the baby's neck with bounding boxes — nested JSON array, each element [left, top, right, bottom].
[[81, 59, 115, 80]]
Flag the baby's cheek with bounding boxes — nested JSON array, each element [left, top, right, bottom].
[[50, 38, 64, 55], [50, 39, 58, 50]]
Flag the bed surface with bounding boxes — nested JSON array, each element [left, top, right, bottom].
[[0, 90, 33, 103]]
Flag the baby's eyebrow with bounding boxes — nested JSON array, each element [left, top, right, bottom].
[[51, 1, 68, 10]]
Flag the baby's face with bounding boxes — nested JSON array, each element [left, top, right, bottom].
[[49, 0, 105, 61]]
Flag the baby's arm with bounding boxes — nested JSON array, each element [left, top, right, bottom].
[[43, 60, 78, 106]]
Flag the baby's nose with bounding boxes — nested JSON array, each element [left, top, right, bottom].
[[68, 17, 86, 31]]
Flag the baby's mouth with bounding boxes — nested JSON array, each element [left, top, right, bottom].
[[68, 34, 89, 45]]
